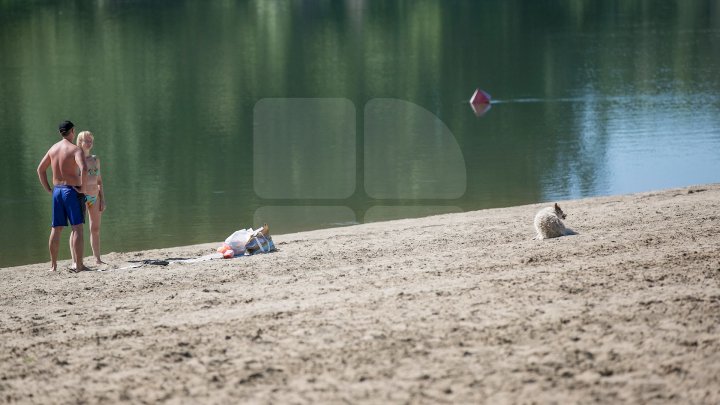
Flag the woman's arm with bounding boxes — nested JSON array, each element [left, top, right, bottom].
[[97, 158, 106, 212]]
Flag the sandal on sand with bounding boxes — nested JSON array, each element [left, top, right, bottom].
[[68, 265, 92, 273], [127, 259, 169, 266]]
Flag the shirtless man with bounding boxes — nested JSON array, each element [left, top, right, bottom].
[[37, 121, 88, 272]]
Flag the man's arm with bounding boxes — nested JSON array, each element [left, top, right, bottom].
[[37, 152, 52, 194], [74, 148, 88, 193]]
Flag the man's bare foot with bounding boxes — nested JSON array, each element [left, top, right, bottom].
[[95, 258, 106, 265], [68, 264, 91, 273], [49, 264, 57, 272]]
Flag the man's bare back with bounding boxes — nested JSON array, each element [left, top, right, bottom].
[[38, 139, 86, 192]]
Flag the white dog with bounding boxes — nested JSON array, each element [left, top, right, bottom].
[[534, 203, 576, 240]]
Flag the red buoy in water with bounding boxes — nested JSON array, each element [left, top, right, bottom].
[[469, 88, 492, 117], [469, 88, 491, 105]]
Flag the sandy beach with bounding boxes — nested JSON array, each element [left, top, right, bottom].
[[1, 184, 719, 404]]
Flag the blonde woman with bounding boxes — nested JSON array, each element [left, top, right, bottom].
[[75, 131, 106, 265]]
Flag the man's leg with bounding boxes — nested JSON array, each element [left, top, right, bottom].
[[49, 227, 63, 272], [70, 224, 85, 271], [69, 229, 76, 269]]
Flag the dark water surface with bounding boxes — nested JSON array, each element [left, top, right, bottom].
[[1, 1, 719, 267]]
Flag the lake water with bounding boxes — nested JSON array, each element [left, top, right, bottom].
[[2, 1, 719, 267]]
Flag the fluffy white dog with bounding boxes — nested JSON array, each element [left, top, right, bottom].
[[534, 203, 576, 239]]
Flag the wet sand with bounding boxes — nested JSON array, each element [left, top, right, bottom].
[[1, 184, 719, 403]]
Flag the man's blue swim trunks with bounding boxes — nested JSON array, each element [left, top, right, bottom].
[[52, 185, 85, 227]]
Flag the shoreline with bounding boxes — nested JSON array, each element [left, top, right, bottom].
[[1, 185, 714, 270], [2, 184, 719, 403]]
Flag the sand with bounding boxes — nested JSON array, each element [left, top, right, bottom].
[[1, 184, 719, 404]]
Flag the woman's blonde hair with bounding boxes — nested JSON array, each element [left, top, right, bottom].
[[76, 131, 94, 149]]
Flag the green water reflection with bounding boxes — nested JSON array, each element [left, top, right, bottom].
[[1, 1, 719, 267]]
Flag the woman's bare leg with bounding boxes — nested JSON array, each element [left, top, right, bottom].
[[88, 202, 105, 264]]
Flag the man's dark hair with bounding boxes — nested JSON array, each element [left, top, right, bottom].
[[58, 120, 74, 136]]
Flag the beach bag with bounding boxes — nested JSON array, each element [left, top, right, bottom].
[[245, 234, 275, 255]]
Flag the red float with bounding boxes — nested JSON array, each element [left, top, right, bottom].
[[469, 88, 491, 105]]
